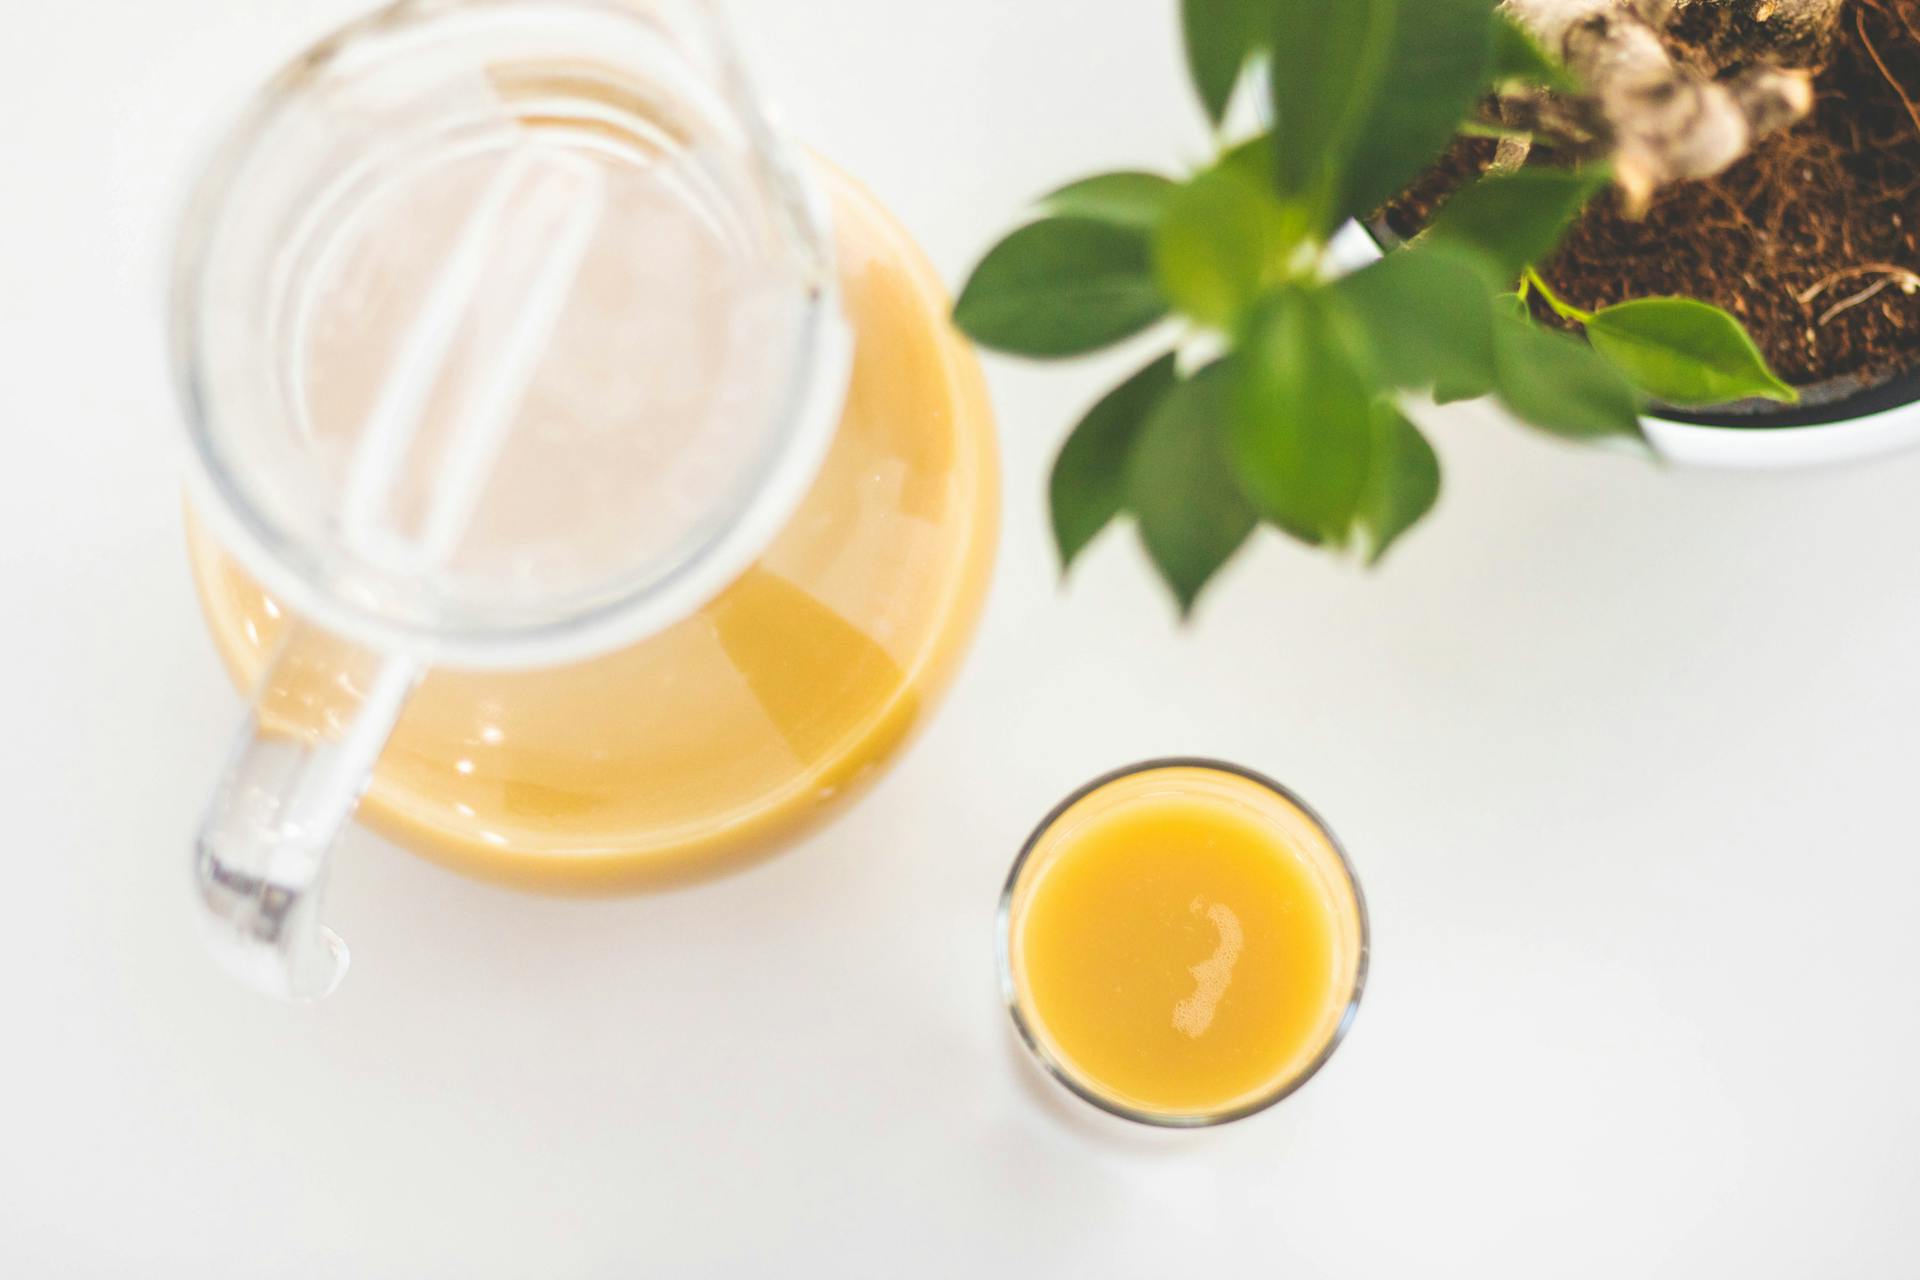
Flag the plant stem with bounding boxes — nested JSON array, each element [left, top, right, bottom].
[[1460, 120, 1536, 139], [1522, 266, 1593, 322]]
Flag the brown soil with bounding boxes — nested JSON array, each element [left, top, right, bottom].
[[1384, 0, 1920, 396]]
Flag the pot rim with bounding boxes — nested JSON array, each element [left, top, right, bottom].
[[1649, 364, 1920, 430], [1350, 219, 1920, 432]]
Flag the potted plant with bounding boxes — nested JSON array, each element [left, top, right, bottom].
[[953, 0, 1920, 612]]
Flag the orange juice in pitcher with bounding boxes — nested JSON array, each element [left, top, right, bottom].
[[172, 0, 995, 996]]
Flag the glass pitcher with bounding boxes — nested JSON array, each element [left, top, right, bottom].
[[172, 0, 998, 1000]]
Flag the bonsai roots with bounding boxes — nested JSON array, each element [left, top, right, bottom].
[[1502, 0, 1848, 211]]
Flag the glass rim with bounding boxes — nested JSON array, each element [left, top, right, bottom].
[[168, 0, 850, 670], [995, 756, 1371, 1129]]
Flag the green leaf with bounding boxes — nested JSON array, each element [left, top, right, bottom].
[[1488, 11, 1577, 91], [1492, 311, 1646, 440], [1432, 377, 1489, 405], [1228, 287, 1375, 544], [1154, 167, 1303, 329], [1333, 244, 1498, 399], [1269, 0, 1395, 221], [953, 218, 1168, 358], [1338, 0, 1498, 223], [1041, 171, 1179, 232], [1050, 353, 1179, 570], [1583, 297, 1798, 406], [1183, 0, 1269, 124], [1219, 131, 1278, 186], [1127, 362, 1260, 615], [1357, 403, 1441, 565], [1426, 166, 1607, 281]]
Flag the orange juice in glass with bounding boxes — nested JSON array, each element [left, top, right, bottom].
[[999, 761, 1367, 1126]]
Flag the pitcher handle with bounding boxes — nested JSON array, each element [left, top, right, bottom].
[[193, 622, 420, 1000]]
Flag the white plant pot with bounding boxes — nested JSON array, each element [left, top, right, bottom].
[[1328, 223, 1920, 471], [1637, 393, 1920, 469]]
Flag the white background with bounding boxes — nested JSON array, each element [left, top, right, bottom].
[[5, 1, 1920, 1274]]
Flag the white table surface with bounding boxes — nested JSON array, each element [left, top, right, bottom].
[[7, 1, 1920, 1274]]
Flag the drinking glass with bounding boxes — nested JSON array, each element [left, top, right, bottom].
[[997, 760, 1370, 1126]]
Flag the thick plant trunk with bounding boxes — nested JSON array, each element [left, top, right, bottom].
[[1502, 0, 1848, 211]]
